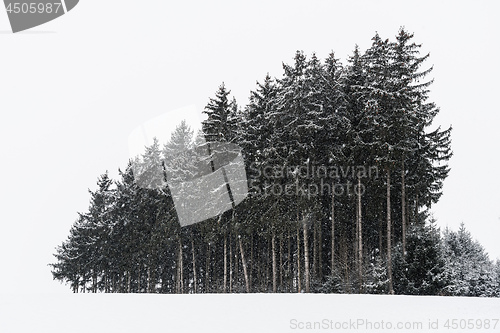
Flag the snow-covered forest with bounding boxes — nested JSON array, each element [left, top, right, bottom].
[[50, 28, 500, 296]]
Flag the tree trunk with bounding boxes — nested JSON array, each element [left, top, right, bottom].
[[229, 233, 233, 293], [401, 158, 407, 257], [191, 233, 197, 294], [272, 232, 277, 293], [223, 234, 228, 293], [147, 266, 151, 293], [279, 234, 283, 291], [239, 236, 250, 293], [288, 228, 292, 292], [415, 194, 419, 225], [355, 193, 359, 272], [296, 225, 301, 292], [248, 234, 254, 288], [303, 217, 310, 293], [92, 272, 97, 293], [265, 241, 269, 291], [340, 225, 348, 284], [250, 235, 254, 289], [318, 218, 323, 281], [379, 217, 383, 257], [331, 180, 336, 274], [357, 175, 363, 290], [177, 238, 183, 294], [386, 169, 394, 294], [234, 236, 239, 288], [205, 243, 210, 293], [313, 220, 317, 278], [180, 239, 184, 293]]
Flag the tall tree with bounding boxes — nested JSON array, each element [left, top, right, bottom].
[[202, 82, 238, 143]]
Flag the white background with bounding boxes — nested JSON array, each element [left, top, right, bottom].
[[0, 0, 499, 295]]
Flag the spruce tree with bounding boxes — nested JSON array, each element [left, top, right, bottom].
[[393, 218, 446, 295], [442, 223, 497, 297], [202, 82, 237, 143]]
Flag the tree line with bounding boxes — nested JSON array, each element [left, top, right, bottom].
[[50, 28, 500, 296]]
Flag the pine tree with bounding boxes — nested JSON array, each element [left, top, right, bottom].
[[51, 29, 461, 296], [393, 218, 447, 295], [363, 251, 389, 294], [442, 223, 497, 297], [202, 82, 238, 143], [391, 28, 452, 226], [361, 34, 397, 294]]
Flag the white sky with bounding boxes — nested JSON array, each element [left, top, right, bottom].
[[128, 104, 203, 159], [0, 0, 498, 294]]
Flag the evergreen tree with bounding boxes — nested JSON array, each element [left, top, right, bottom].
[[202, 82, 238, 143], [363, 251, 389, 294], [362, 34, 397, 294], [442, 223, 497, 297], [51, 29, 464, 297], [393, 219, 447, 295]]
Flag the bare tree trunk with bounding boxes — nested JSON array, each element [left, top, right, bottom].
[[415, 194, 419, 225], [296, 225, 301, 293], [313, 220, 317, 278], [191, 233, 197, 294], [177, 238, 184, 294], [234, 236, 239, 288], [279, 234, 283, 291], [387, 169, 394, 294], [250, 235, 254, 289], [303, 217, 310, 293], [264, 242, 267, 291], [127, 271, 131, 293], [288, 228, 292, 292], [401, 158, 407, 257], [331, 181, 336, 274], [176, 257, 180, 293], [223, 234, 228, 293], [92, 272, 97, 293], [229, 233, 233, 293], [180, 240, 184, 293], [357, 175, 363, 290], [272, 232, 277, 293], [138, 268, 142, 293], [205, 243, 210, 293], [147, 266, 151, 293], [318, 218, 323, 281], [379, 218, 383, 256], [340, 225, 348, 284], [355, 194, 359, 272], [239, 236, 250, 293]]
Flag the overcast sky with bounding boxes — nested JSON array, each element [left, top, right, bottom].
[[0, 0, 498, 294]]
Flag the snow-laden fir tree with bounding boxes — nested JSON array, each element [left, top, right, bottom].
[[442, 223, 497, 297]]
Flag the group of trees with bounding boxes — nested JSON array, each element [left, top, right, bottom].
[[50, 28, 499, 296]]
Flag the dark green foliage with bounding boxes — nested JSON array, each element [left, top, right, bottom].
[[363, 253, 389, 294], [202, 82, 238, 143], [393, 219, 447, 295], [50, 28, 490, 297], [318, 269, 344, 294], [442, 224, 498, 297]]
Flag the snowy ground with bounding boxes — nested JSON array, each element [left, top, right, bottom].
[[1, 293, 499, 332]]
